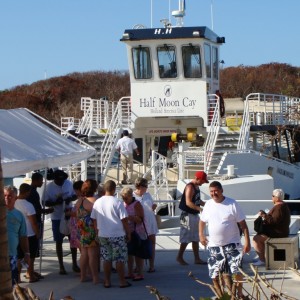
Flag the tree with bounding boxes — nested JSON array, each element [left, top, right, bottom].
[[0, 153, 14, 299]]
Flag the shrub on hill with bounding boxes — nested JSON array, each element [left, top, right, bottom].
[[1, 63, 299, 125]]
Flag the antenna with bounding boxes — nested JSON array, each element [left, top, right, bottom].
[[169, 0, 171, 23], [150, 0, 153, 28], [171, 0, 186, 27], [211, 0, 214, 30]]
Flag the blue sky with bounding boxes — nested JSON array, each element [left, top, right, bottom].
[[1, 0, 299, 90]]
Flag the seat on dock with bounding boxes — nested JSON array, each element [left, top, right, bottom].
[[265, 236, 299, 270]]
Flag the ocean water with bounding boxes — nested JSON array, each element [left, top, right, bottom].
[[3, 178, 13, 186]]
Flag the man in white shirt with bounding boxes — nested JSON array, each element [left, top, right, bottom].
[[116, 130, 140, 184], [44, 170, 79, 275], [199, 181, 251, 299], [91, 180, 131, 288]]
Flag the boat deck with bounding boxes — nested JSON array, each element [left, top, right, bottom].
[[18, 221, 300, 300]]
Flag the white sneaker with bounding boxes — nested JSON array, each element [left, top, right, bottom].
[[252, 259, 265, 266]]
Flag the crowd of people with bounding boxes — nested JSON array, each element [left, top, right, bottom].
[[4, 169, 291, 296], [4, 171, 158, 288]]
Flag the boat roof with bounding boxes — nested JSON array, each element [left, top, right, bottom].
[[121, 26, 225, 44]]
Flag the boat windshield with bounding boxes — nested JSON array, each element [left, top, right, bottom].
[[157, 44, 177, 78], [182, 44, 202, 78], [132, 46, 152, 79]]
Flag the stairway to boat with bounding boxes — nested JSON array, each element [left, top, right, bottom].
[[86, 134, 104, 181], [206, 129, 240, 175]]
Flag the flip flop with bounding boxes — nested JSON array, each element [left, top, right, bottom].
[[132, 275, 144, 281], [24, 273, 44, 280], [72, 265, 81, 273], [104, 283, 111, 288], [34, 272, 44, 279], [29, 277, 39, 283], [59, 268, 67, 275], [147, 268, 155, 273], [120, 281, 132, 288]]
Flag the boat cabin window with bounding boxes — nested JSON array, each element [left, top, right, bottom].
[[204, 44, 211, 78], [157, 44, 177, 78], [212, 46, 219, 80], [132, 47, 152, 79], [182, 44, 202, 78]]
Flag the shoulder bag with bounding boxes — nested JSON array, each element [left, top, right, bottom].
[[254, 216, 265, 235], [59, 201, 71, 235], [134, 221, 152, 259]]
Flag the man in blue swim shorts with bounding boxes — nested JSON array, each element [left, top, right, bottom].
[[199, 181, 251, 299]]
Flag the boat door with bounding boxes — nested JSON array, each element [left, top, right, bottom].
[[204, 43, 220, 94]]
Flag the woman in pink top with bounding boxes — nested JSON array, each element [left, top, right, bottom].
[[121, 187, 145, 281]]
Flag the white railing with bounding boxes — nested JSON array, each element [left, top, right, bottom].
[[238, 92, 300, 152], [237, 96, 250, 150], [246, 93, 300, 126], [100, 97, 131, 182], [142, 151, 170, 199], [154, 197, 300, 228], [61, 117, 80, 133], [77, 97, 111, 135], [204, 94, 220, 172]]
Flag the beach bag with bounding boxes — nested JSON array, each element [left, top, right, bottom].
[[131, 221, 152, 259], [60, 202, 71, 235], [60, 216, 70, 235], [254, 216, 265, 234], [136, 236, 152, 259]]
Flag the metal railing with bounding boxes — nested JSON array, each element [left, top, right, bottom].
[[142, 151, 170, 200], [246, 93, 300, 126], [238, 93, 300, 151], [60, 117, 80, 133], [75, 97, 112, 136], [237, 96, 250, 150], [204, 94, 220, 172], [100, 97, 131, 182]]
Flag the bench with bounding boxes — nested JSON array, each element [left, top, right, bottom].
[[265, 236, 299, 270]]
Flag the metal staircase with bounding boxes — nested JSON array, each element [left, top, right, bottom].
[[204, 94, 220, 174], [204, 92, 300, 176], [100, 97, 131, 183]]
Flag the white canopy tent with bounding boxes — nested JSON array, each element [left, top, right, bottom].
[[0, 108, 95, 177]]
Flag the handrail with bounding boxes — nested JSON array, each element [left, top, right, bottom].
[[142, 150, 170, 202], [24, 108, 94, 150], [77, 99, 94, 136], [246, 93, 300, 126], [237, 96, 250, 150], [100, 97, 131, 182], [204, 94, 220, 173]]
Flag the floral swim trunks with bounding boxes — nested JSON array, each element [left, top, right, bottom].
[[207, 243, 243, 278], [99, 236, 128, 263]]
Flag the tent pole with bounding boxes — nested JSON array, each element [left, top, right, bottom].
[[39, 169, 48, 275]]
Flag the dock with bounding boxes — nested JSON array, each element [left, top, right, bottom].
[[18, 221, 300, 300]]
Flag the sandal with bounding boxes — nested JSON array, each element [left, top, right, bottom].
[[25, 273, 44, 280], [34, 272, 44, 279], [147, 268, 155, 273], [132, 274, 144, 281], [72, 265, 81, 273], [59, 268, 67, 275], [120, 281, 132, 288], [29, 277, 39, 283]]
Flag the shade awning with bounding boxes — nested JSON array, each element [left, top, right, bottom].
[[0, 108, 95, 177]]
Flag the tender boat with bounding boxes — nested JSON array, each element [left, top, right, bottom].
[[58, 0, 300, 226]]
